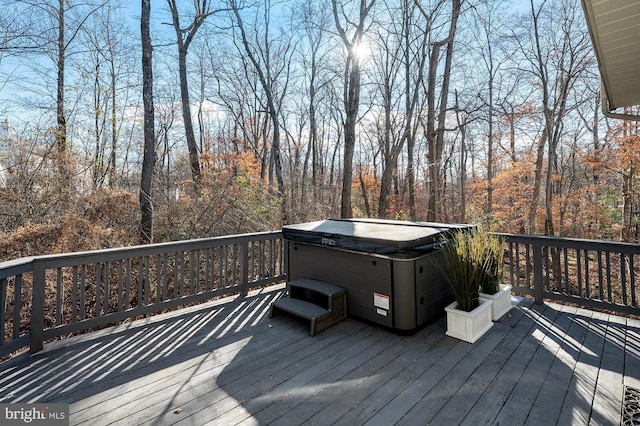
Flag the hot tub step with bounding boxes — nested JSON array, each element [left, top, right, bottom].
[[270, 279, 347, 336], [271, 297, 329, 320]]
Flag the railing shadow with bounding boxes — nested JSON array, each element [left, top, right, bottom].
[[1, 289, 638, 425], [507, 301, 640, 425], [0, 285, 287, 410]]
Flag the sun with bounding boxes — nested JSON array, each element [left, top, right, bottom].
[[352, 41, 372, 61]]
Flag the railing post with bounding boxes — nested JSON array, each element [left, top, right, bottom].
[[240, 239, 249, 297], [532, 241, 544, 304], [30, 259, 46, 353]]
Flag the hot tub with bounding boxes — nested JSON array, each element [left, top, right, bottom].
[[283, 219, 473, 332]]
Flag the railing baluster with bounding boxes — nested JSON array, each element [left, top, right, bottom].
[[165, 253, 171, 300], [240, 240, 248, 296], [259, 240, 264, 279], [576, 248, 583, 298], [543, 246, 550, 292], [205, 248, 211, 291], [56, 268, 63, 325], [105, 261, 110, 314], [523, 244, 529, 289], [96, 263, 102, 317], [223, 246, 229, 287], [156, 255, 162, 303], [137, 257, 143, 307], [190, 251, 196, 295], [198, 249, 203, 294], [533, 241, 543, 304], [72, 266, 78, 321], [117, 260, 123, 311], [252, 242, 257, 280], [271, 238, 276, 277], [584, 250, 590, 299], [218, 246, 223, 289], [80, 264, 86, 320], [563, 248, 569, 295], [233, 244, 238, 287], [621, 254, 628, 306], [178, 251, 185, 297], [507, 242, 520, 287], [596, 251, 604, 301], [144, 256, 150, 305], [605, 252, 612, 302], [631, 255, 636, 307], [125, 258, 131, 309], [515, 243, 531, 289], [30, 259, 46, 353], [555, 246, 562, 292], [1, 278, 6, 344], [13, 275, 22, 339]]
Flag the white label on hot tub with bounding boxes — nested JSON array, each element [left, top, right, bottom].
[[376, 308, 388, 316], [373, 293, 390, 310]]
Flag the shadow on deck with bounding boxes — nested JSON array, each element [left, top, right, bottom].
[[1, 283, 639, 425]]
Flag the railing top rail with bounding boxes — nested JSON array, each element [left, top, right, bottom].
[[0, 230, 283, 271], [496, 232, 640, 253], [2, 231, 638, 276], [0, 257, 35, 279]]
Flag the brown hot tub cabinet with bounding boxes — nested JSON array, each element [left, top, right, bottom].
[[279, 219, 473, 333]]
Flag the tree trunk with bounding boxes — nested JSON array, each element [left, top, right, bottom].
[[454, 90, 467, 223], [622, 172, 633, 241], [426, 0, 460, 222], [56, 0, 66, 153], [109, 51, 117, 188], [378, 63, 394, 218], [528, 131, 546, 234], [177, 49, 202, 190], [332, 0, 376, 219], [340, 55, 361, 218], [359, 167, 372, 217], [140, 0, 155, 244], [487, 65, 494, 217], [55, 0, 71, 195], [232, 1, 288, 223], [167, 1, 202, 192]]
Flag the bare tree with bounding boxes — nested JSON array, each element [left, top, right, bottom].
[[229, 0, 292, 223], [298, 0, 331, 205], [13, 0, 105, 186], [140, 0, 155, 243], [520, 0, 592, 235], [468, 0, 511, 218], [166, 0, 228, 192], [76, 1, 134, 189], [376, 0, 435, 219], [422, 0, 461, 221], [332, 0, 376, 218]]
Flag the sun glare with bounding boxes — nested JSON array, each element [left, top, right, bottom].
[[352, 41, 372, 61]]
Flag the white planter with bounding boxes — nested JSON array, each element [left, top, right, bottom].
[[479, 284, 513, 321], [445, 298, 494, 344]]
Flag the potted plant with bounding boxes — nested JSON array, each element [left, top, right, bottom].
[[477, 228, 512, 321], [441, 227, 494, 344]]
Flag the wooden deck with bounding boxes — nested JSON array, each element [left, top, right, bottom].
[[1, 283, 639, 425]]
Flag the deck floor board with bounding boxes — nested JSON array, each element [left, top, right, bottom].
[[1, 284, 638, 425], [525, 305, 589, 425]]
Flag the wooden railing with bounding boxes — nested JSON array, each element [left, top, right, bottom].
[[502, 234, 640, 316], [3, 229, 640, 359], [0, 231, 285, 358]]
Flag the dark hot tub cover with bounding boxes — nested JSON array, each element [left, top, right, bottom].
[[282, 218, 471, 254]]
